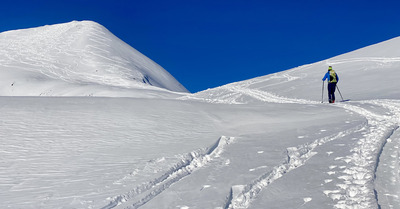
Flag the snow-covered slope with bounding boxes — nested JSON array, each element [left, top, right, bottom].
[[2, 33, 400, 209], [0, 21, 188, 97], [183, 36, 400, 103]]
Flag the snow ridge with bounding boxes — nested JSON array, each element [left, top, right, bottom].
[[102, 136, 234, 209]]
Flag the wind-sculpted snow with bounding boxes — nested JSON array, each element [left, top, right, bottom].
[[0, 21, 188, 97], [3, 91, 400, 209]]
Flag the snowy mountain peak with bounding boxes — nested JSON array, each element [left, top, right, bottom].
[[0, 21, 188, 97]]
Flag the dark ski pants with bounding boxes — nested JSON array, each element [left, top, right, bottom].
[[328, 82, 337, 103]]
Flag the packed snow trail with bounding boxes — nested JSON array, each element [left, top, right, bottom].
[[321, 101, 399, 209]]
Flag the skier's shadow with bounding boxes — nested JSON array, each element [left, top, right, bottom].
[[340, 99, 351, 102]]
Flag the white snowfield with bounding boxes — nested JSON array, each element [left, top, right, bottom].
[[1, 22, 400, 209]]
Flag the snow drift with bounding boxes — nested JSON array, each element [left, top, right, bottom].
[[0, 21, 188, 97]]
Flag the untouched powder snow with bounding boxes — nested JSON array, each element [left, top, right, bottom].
[[0, 21, 188, 97], [1, 23, 400, 209]]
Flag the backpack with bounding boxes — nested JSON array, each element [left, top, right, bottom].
[[329, 70, 337, 83]]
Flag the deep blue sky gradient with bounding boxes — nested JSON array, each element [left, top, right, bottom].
[[1, 0, 400, 92]]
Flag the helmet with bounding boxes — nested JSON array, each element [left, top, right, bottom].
[[328, 66, 333, 70]]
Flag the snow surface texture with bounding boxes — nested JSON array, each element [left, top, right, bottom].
[[0, 21, 188, 97], [1, 23, 400, 209]]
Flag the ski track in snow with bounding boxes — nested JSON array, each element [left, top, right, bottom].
[[101, 136, 234, 209], [180, 80, 318, 105], [183, 83, 400, 209], [328, 57, 400, 65]]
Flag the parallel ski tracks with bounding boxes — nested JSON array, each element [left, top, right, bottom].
[[101, 136, 234, 209]]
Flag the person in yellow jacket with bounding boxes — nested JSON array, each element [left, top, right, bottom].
[[322, 66, 339, 103]]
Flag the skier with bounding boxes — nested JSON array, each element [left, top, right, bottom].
[[322, 66, 339, 103]]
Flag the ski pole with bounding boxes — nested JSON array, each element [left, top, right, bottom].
[[321, 81, 324, 103], [336, 85, 344, 102]]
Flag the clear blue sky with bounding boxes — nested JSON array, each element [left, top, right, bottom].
[[1, 0, 400, 93]]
